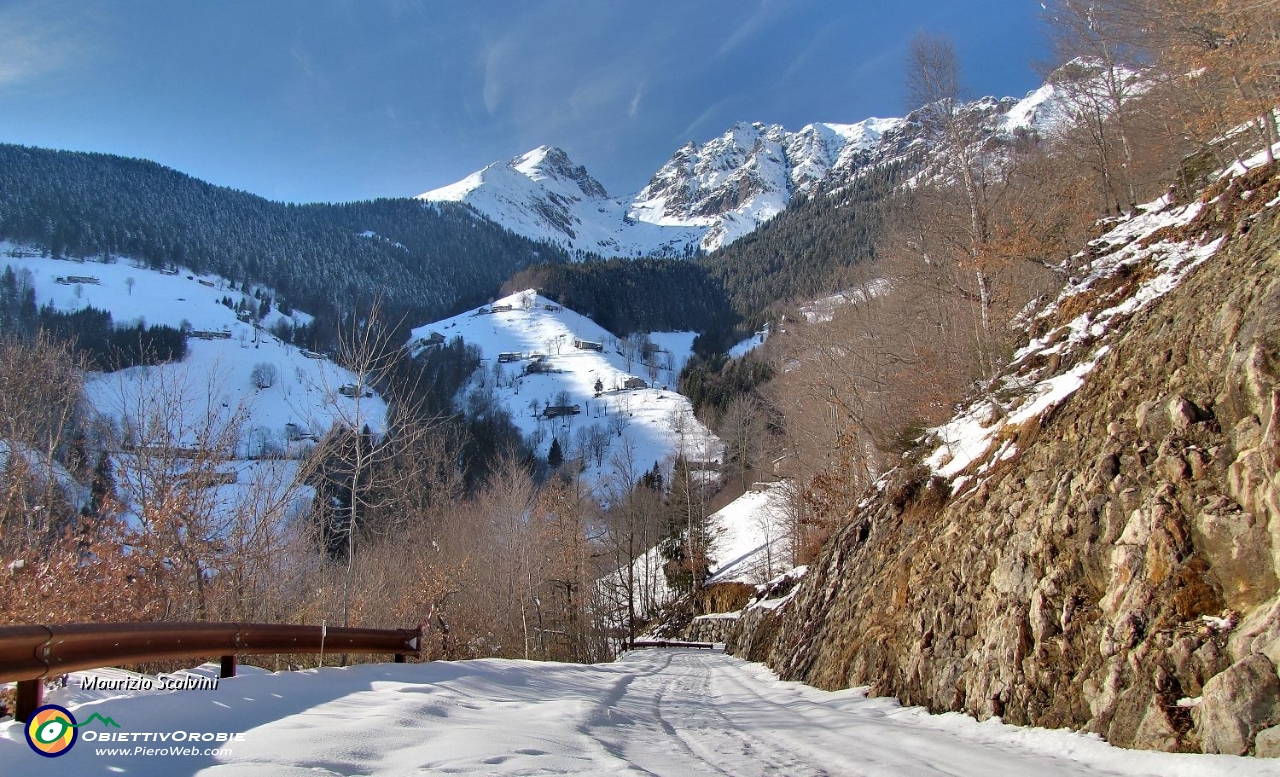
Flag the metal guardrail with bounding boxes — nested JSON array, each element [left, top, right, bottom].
[[627, 639, 719, 650], [1, 622, 422, 722]]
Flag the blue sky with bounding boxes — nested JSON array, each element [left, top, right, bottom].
[[0, 0, 1049, 203]]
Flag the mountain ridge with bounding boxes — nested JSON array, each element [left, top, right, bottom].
[[417, 78, 1075, 258]]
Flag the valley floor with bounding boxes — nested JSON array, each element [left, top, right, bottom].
[[1, 650, 1269, 776]]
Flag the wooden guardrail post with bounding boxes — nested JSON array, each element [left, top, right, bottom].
[[15, 678, 42, 724], [220, 654, 237, 678]]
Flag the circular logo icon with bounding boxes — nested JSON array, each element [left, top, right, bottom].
[[25, 704, 78, 757]]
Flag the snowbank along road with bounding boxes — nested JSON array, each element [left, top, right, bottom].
[[0, 649, 1269, 775]]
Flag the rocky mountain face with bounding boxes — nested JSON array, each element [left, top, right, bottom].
[[626, 118, 906, 252], [728, 160, 1280, 755], [418, 83, 1073, 259]]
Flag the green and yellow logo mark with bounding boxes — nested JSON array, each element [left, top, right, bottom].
[[24, 705, 119, 758]]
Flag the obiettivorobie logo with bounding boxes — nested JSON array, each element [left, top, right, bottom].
[[23, 705, 245, 759], [24, 705, 120, 757]]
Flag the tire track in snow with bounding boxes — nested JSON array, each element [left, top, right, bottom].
[[634, 650, 1147, 777], [596, 649, 830, 776], [650, 651, 832, 777]]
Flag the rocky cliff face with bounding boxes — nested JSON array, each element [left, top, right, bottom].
[[627, 118, 906, 251], [729, 161, 1280, 755]]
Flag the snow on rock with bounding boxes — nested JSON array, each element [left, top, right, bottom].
[[409, 290, 720, 493], [420, 120, 917, 258], [924, 178, 1244, 492], [1, 650, 1269, 776], [1001, 81, 1075, 137]]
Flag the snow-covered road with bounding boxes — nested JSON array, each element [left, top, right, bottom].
[[1, 649, 1269, 775]]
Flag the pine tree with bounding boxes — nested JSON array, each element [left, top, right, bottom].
[[547, 437, 563, 469]]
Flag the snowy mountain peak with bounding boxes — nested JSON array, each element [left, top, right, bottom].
[[510, 145, 608, 199]]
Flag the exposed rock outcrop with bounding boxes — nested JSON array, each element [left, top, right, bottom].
[[729, 162, 1280, 754]]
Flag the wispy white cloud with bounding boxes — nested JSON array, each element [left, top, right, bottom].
[[676, 98, 730, 143], [289, 40, 323, 85], [848, 45, 904, 96], [386, 0, 428, 19], [715, 0, 777, 58], [480, 38, 513, 116], [628, 79, 645, 120], [771, 25, 829, 89], [0, 1, 93, 89]]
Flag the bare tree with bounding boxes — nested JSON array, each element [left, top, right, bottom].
[[98, 357, 256, 620], [1139, 0, 1280, 165], [907, 33, 1001, 374], [250, 362, 278, 389], [0, 333, 86, 555], [752, 490, 787, 583], [719, 393, 769, 490], [473, 451, 539, 656], [1045, 0, 1149, 212], [532, 477, 606, 662], [587, 423, 611, 468], [600, 440, 665, 643], [300, 300, 435, 636], [619, 336, 640, 372]]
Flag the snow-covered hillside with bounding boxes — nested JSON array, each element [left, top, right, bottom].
[[704, 483, 793, 586], [418, 78, 1080, 258], [409, 289, 719, 491], [2, 247, 386, 518], [4, 249, 383, 445]]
